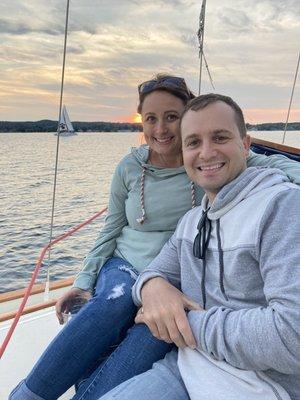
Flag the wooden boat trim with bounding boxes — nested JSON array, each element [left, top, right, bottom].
[[251, 137, 300, 155], [0, 277, 74, 304], [0, 299, 59, 322]]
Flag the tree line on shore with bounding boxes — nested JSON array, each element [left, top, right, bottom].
[[0, 120, 299, 133], [0, 120, 143, 133]]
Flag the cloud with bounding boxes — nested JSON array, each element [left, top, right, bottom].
[[0, 0, 299, 122], [0, 19, 31, 35]]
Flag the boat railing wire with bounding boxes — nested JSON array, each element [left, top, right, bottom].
[[0, 207, 107, 359]]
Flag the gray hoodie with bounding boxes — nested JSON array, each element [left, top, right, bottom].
[[133, 167, 300, 400]]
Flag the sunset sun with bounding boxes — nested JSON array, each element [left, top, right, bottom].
[[133, 113, 142, 123]]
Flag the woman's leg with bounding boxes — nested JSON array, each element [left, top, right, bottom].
[[9, 258, 139, 400], [72, 323, 174, 400]]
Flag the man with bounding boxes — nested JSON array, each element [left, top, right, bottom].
[[100, 94, 300, 400]]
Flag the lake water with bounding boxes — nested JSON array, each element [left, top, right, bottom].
[[0, 131, 299, 293]]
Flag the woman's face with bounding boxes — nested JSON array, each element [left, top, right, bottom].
[[141, 90, 185, 158]]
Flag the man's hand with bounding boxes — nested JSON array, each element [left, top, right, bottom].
[[135, 277, 202, 348], [55, 287, 92, 324]]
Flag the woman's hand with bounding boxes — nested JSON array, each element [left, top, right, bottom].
[[55, 287, 92, 324], [135, 277, 202, 348]]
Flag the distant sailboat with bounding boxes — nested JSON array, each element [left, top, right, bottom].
[[55, 105, 77, 136]]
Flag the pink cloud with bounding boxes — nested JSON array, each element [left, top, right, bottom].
[[244, 108, 300, 124]]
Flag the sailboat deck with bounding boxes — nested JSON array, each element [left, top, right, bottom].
[[0, 307, 75, 399]]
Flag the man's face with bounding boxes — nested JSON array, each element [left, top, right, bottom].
[[181, 101, 250, 202]]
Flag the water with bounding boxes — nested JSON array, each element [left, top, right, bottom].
[[0, 132, 139, 293], [250, 130, 300, 148], [0, 131, 299, 293]]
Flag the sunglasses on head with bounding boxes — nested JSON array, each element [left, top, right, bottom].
[[138, 76, 186, 95]]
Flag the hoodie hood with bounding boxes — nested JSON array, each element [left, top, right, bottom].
[[202, 167, 289, 220], [131, 145, 194, 224], [131, 145, 186, 178]]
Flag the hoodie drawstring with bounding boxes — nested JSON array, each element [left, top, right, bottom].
[[193, 209, 211, 308], [193, 212, 228, 308], [216, 219, 228, 302], [136, 167, 146, 224], [191, 182, 196, 208]]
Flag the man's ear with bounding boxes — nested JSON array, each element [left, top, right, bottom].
[[243, 134, 251, 156]]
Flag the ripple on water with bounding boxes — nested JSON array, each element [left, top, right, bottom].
[[1, 132, 139, 293]]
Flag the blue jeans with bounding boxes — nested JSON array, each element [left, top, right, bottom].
[[9, 257, 172, 400], [99, 349, 189, 400], [72, 324, 174, 400]]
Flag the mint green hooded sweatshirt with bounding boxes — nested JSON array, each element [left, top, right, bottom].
[[73, 145, 300, 292]]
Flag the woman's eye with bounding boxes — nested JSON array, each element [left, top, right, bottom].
[[146, 116, 156, 123], [166, 114, 179, 122]]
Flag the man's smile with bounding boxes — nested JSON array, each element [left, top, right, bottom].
[[197, 162, 225, 172]]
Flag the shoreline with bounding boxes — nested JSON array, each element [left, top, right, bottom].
[[0, 121, 300, 133]]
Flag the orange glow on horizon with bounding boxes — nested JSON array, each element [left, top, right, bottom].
[[123, 109, 300, 125], [133, 113, 142, 123], [118, 113, 142, 123], [244, 108, 300, 124]]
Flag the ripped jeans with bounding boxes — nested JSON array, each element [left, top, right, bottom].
[[9, 257, 173, 400]]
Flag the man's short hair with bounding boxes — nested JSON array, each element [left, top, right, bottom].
[[181, 93, 247, 138]]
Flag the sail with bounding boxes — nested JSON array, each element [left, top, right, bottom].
[[58, 105, 76, 135]]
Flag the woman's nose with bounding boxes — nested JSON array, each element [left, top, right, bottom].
[[155, 120, 168, 134]]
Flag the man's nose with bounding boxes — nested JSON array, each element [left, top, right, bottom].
[[200, 141, 217, 160]]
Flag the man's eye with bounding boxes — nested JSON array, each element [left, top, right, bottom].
[[186, 139, 199, 147], [214, 136, 228, 142]]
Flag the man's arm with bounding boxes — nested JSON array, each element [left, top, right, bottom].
[[188, 189, 300, 373], [133, 230, 201, 348]]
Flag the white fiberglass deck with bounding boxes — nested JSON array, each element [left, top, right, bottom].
[[0, 307, 75, 399]]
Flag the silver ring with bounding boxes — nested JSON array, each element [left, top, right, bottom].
[[140, 307, 144, 314]]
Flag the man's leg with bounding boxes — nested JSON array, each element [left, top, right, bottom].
[[98, 349, 189, 400], [72, 324, 173, 399], [9, 258, 139, 400]]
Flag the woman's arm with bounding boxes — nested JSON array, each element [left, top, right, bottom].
[[247, 149, 300, 184], [73, 159, 129, 292]]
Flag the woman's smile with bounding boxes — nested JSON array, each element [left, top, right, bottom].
[[153, 135, 175, 145]]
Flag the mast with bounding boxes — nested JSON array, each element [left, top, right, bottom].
[[282, 51, 300, 144], [197, 0, 207, 95]]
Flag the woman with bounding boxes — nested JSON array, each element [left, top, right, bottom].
[[10, 74, 300, 400]]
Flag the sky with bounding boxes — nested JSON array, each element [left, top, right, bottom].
[[0, 0, 299, 123]]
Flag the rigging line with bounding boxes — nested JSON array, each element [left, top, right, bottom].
[[282, 50, 300, 144], [46, 0, 71, 299], [0, 207, 108, 359], [202, 50, 215, 90], [197, 0, 207, 95]]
